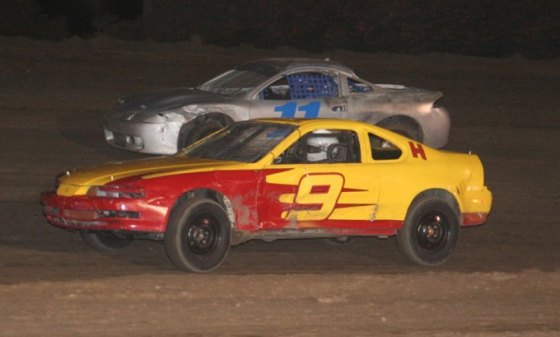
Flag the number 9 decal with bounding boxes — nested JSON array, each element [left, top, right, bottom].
[[282, 173, 344, 221]]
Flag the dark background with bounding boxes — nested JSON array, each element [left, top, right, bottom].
[[0, 0, 560, 58], [1, 0, 559, 58]]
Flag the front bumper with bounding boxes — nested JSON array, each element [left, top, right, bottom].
[[104, 120, 180, 155], [40, 191, 167, 233]]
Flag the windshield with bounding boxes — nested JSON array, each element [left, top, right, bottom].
[[179, 121, 296, 163], [196, 62, 280, 96]]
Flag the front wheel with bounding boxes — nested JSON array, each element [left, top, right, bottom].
[[177, 120, 226, 151], [165, 198, 231, 272], [80, 231, 133, 253], [396, 196, 459, 266]]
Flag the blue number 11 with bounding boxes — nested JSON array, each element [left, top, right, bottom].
[[275, 101, 320, 118]]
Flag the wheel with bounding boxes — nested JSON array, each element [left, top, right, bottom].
[[165, 198, 231, 272], [80, 231, 133, 253], [377, 119, 422, 142], [177, 119, 226, 151], [396, 196, 459, 266]]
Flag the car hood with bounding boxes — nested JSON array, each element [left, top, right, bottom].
[[108, 87, 229, 121], [57, 156, 242, 196]]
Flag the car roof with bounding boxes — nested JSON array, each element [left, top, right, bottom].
[[237, 58, 357, 76], [252, 118, 376, 130]]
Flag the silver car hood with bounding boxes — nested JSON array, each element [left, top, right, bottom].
[[116, 87, 228, 112]]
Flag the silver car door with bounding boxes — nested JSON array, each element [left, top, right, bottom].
[[250, 71, 348, 119]]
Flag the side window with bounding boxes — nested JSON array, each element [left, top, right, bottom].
[[348, 78, 373, 94], [259, 77, 291, 100], [286, 72, 339, 99], [369, 133, 402, 160], [275, 130, 360, 164]]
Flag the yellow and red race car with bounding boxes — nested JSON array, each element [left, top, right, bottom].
[[41, 119, 492, 272]]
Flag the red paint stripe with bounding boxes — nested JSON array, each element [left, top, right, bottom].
[[333, 203, 376, 209], [256, 219, 403, 235], [310, 185, 330, 194], [462, 213, 488, 226]]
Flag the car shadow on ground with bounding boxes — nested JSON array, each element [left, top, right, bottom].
[[2, 218, 555, 285]]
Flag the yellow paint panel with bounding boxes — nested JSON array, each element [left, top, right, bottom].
[[57, 157, 246, 196], [265, 169, 301, 185], [57, 183, 88, 197], [461, 186, 492, 213], [279, 193, 295, 204], [337, 191, 377, 203], [330, 205, 377, 220]]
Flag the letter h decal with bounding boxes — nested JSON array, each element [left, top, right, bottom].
[[409, 141, 427, 160]]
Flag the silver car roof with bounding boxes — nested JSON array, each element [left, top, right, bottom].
[[237, 58, 357, 77]]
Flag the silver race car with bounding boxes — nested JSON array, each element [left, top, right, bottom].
[[104, 58, 450, 155]]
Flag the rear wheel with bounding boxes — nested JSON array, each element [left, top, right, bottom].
[[165, 198, 231, 272], [377, 118, 422, 142], [80, 231, 133, 253], [396, 196, 459, 266]]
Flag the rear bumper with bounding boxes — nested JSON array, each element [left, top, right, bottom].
[[461, 212, 490, 227], [40, 191, 167, 233], [461, 186, 492, 226]]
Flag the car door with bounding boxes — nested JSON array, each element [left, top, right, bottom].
[[257, 128, 379, 231], [249, 71, 348, 120]]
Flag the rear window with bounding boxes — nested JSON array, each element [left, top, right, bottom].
[[369, 133, 402, 160]]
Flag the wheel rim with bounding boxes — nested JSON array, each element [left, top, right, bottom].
[[415, 211, 449, 250], [184, 213, 219, 255]]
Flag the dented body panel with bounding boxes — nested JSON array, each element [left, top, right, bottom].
[[104, 58, 450, 154], [42, 119, 491, 247]]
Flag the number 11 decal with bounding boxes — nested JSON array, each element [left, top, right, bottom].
[[275, 101, 320, 118]]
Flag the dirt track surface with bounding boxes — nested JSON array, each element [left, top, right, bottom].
[[0, 37, 559, 337]]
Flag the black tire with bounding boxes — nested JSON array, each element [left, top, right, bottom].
[[377, 119, 422, 142], [396, 196, 459, 266], [80, 231, 133, 253], [177, 120, 226, 151], [165, 198, 231, 272]]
